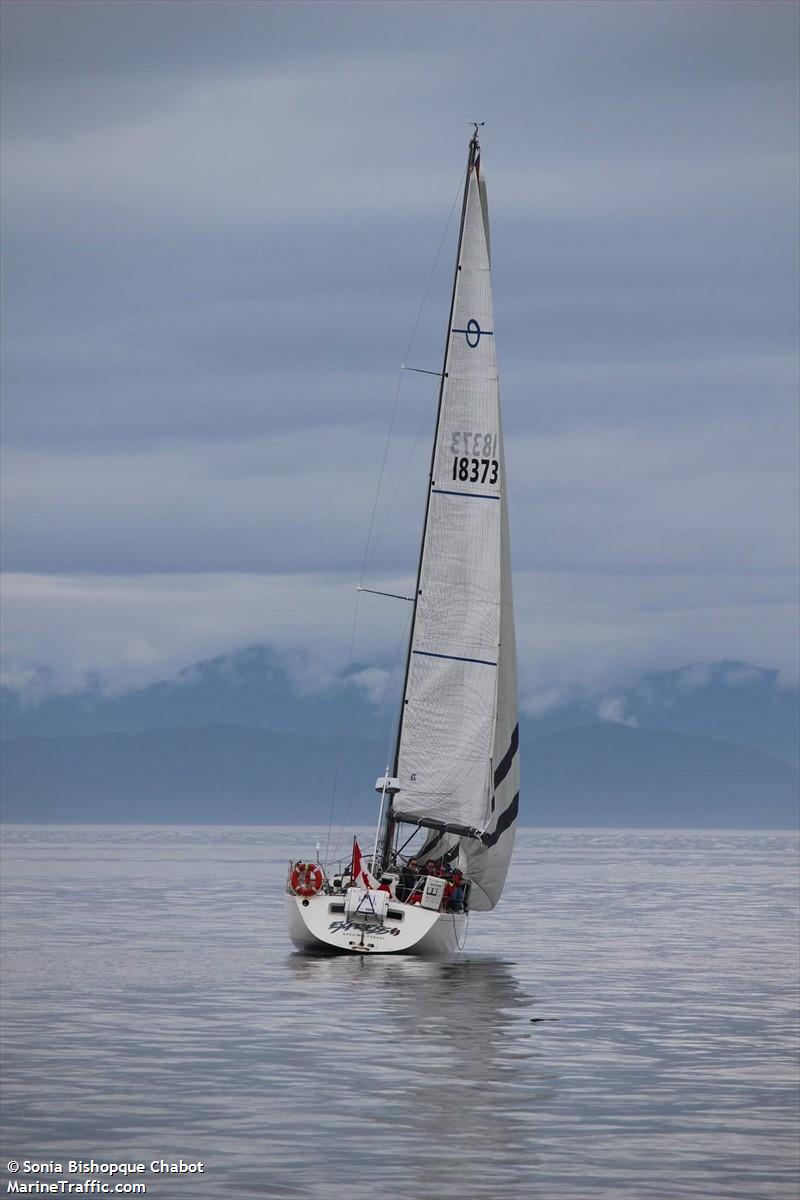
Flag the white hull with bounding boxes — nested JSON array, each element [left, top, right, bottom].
[[286, 894, 468, 955]]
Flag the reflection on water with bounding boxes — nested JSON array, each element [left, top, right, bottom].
[[1, 825, 798, 1200], [282, 954, 547, 1194]]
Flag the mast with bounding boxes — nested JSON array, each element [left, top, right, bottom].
[[379, 128, 482, 871]]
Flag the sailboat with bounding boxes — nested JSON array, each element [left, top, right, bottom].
[[286, 128, 519, 954]]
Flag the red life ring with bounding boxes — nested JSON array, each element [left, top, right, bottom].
[[290, 862, 323, 897]]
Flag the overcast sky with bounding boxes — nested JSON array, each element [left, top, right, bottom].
[[1, 0, 798, 709]]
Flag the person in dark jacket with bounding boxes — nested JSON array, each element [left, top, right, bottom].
[[397, 858, 420, 902]]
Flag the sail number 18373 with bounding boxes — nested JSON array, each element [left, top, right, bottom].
[[452, 457, 499, 484], [448, 431, 500, 485]]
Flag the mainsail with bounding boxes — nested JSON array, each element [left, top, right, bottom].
[[388, 134, 519, 911]]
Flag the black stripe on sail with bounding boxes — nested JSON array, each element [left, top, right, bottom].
[[418, 832, 444, 860], [410, 833, 461, 866], [493, 723, 519, 790], [482, 793, 519, 847]]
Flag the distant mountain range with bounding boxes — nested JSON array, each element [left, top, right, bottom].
[[1, 650, 798, 827], [527, 660, 799, 767], [1, 645, 388, 740], [3, 648, 798, 761]]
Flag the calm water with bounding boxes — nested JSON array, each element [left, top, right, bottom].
[[1, 826, 798, 1200]]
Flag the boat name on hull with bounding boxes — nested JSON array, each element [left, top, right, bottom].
[[328, 920, 401, 937]]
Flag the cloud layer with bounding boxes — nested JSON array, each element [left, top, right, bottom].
[[2, 0, 798, 700]]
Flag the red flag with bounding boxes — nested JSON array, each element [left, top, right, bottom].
[[351, 838, 379, 890]]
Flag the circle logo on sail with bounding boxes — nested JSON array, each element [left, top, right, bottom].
[[452, 318, 494, 348]]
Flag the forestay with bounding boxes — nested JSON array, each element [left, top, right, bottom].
[[393, 141, 519, 910]]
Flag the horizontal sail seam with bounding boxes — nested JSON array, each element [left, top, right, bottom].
[[431, 489, 500, 501], [412, 650, 497, 667]]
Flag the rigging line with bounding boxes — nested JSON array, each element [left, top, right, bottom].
[[382, 604, 414, 790], [362, 383, 437, 577], [358, 375, 402, 587], [402, 172, 465, 364], [455, 910, 470, 952], [323, 588, 362, 865], [357, 587, 414, 602], [330, 783, 364, 865], [359, 171, 464, 579], [331, 603, 413, 862]]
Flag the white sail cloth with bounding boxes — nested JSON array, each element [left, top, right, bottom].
[[394, 152, 519, 910]]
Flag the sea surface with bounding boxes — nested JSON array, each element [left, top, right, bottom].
[[1, 826, 798, 1200]]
